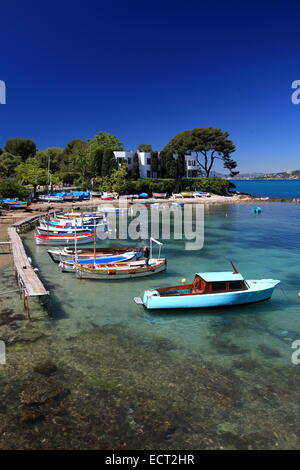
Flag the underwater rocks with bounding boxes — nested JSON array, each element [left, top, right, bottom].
[[34, 361, 58, 377], [209, 336, 249, 355], [258, 344, 282, 359], [18, 374, 70, 426], [19, 407, 45, 424], [20, 376, 69, 406]]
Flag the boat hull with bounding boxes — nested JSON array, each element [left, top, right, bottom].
[[142, 279, 280, 310], [60, 252, 138, 272], [76, 259, 166, 280], [35, 234, 96, 246], [47, 247, 142, 263]]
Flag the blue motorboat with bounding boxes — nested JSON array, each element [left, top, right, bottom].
[[136, 266, 280, 310]]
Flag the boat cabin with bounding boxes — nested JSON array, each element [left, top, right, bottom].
[[158, 272, 248, 296]]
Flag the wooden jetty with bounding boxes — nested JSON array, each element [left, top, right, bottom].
[[2, 213, 52, 317], [7, 227, 49, 317]]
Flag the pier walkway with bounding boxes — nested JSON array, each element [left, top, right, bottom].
[[7, 227, 49, 298]]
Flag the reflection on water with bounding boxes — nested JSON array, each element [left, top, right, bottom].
[[0, 202, 300, 449]]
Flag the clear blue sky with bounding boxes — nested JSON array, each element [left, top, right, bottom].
[[0, 0, 300, 173]]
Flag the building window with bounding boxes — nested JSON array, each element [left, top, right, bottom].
[[127, 158, 131, 164], [147, 170, 151, 177], [147, 158, 151, 165]]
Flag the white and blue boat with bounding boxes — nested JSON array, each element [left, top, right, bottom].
[[59, 251, 138, 272], [136, 267, 280, 310], [1, 198, 28, 209]]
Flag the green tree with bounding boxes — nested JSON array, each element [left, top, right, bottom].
[[15, 158, 48, 191], [36, 147, 64, 172], [0, 152, 22, 177], [4, 138, 36, 161], [0, 180, 29, 199], [137, 144, 152, 152], [177, 151, 186, 178], [88, 132, 123, 152], [110, 162, 129, 194], [131, 152, 140, 180], [101, 149, 117, 176], [163, 127, 238, 177], [89, 148, 104, 177], [150, 151, 159, 177]]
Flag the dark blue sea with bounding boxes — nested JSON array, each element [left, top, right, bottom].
[[231, 179, 300, 199]]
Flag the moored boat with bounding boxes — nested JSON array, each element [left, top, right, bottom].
[[59, 251, 138, 272], [37, 226, 92, 236], [75, 258, 167, 280], [136, 267, 280, 310], [47, 246, 142, 263], [35, 231, 96, 245]]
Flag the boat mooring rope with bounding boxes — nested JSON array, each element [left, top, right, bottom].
[[0, 288, 25, 296]]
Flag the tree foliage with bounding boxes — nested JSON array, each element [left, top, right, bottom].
[[0, 152, 22, 177], [15, 158, 48, 189], [88, 132, 123, 152], [137, 144, 152, 152], [163, 127, 238, 177], [131, 152, 140, 180], [4, 138, 37, 161], [101, 149, 117, 176]]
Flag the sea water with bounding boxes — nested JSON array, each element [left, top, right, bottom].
[[231, 179, 300, 199]]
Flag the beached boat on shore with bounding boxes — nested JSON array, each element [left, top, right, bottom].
[[1, 199, 28, 209], [136, 267, 280, 310], [75, 258, 167, 280], [47, 246, 142, 262]]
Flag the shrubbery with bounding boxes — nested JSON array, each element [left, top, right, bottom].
[[95, 176, 235, 196], [0, 180, 30, 199]]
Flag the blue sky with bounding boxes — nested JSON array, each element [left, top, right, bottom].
[[0, 0, 300, 173]]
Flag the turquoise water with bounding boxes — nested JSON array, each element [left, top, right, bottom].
[[231, 179, 300, 199], [22, 203, 300, 365], [1, 202, 300, 449]]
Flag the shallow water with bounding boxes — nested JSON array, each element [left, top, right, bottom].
[[1, 202, 300, 449]]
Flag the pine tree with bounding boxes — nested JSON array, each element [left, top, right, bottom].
[[131, 152, 140, 180], [102, 150, 117, 176]]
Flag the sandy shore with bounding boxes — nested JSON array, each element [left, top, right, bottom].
[[17, 193, 264, 213]]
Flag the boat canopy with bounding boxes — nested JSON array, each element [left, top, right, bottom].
[[196, 272, 244, 282]]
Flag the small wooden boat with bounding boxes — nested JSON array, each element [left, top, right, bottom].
[[35, 231, 96, 246], [152, 192, 168, 199], [37, 226, 92, 236], [39, 194, 65, 202], [60, 251, 138, 272], [136, 266, 280, 310], [1, 199, 28, 209], [47, 246, 142, 263], [193, 190, 211, 198], [75, 258, 167, 280], [39, 218, 104, 229]]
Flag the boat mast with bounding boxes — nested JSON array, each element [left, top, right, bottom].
[[93, 219, 96, 266]]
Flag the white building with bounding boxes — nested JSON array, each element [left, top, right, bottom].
[[113, 151, 201, 178]]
